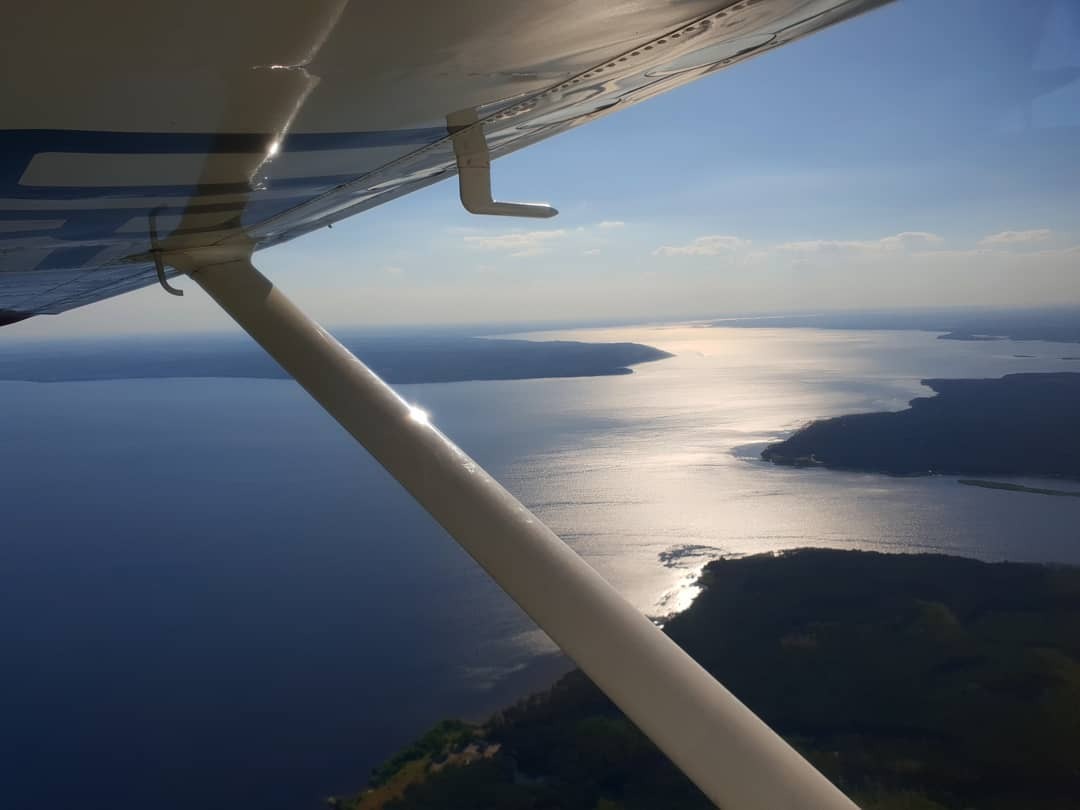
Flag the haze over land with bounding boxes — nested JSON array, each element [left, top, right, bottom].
[[707, 307, 1080, 345]]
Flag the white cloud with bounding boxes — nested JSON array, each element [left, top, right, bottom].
[[461, 221, 624, 258], [463, 229, 568, 257], [979, 228, 1052, 246], [775, 240, 855, 253], [583, 248, 602, 256], [654, 235, 751, 256], [878, 231, 944, 250], [776, 231, 943, 253], [381, 265, 403, 275]]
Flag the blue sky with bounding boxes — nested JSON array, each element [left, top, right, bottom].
[[12, 0, 1080, 337]]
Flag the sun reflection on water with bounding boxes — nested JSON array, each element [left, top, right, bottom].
[[497, 324, 1080, 617]]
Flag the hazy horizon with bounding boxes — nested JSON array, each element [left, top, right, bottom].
[[3, 303, 1079, 345]]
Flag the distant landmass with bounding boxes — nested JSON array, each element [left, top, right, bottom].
[[710, 307, 1080, 344], [958, 479, 1080, 498], [332, 549, 1080, 810], [762, 372, 1080, 479], [0, 335, 671, 384]]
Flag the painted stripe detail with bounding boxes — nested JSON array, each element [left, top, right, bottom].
[[0, 127, 446, 154], [21, 146, 410, 188], [0, 219, 64, 232]]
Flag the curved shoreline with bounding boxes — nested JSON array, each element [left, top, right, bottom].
[[334, 549, 1080, 810], [761, 372, 1080, 481], [0, 335, 673, 384]]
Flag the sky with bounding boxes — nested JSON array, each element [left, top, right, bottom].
[[8, 0, 1080, 338]]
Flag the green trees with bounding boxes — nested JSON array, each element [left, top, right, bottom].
[[341, 550, 1080, 810]]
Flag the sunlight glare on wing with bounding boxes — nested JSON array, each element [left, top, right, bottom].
[[408, 404, 432, 427]]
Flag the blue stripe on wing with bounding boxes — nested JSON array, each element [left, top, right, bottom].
[[0, 127, 448, 273]]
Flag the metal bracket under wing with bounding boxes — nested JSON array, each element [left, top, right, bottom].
[[149, 208, 184, 296], [448, 110, 557, 219]]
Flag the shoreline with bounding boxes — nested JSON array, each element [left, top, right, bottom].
[[958, 478, 1080, 498], [0, 336, 673, 385], [762, 372, 1080, 482], [333, 548, 1080, 809]]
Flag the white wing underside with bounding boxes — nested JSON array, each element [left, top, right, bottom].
[[0, 0, 887, 323]]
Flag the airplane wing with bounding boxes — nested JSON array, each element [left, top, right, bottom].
[[0, 0, 887, 325]]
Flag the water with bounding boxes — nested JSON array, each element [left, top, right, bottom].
[[1, 326, 1077, 809]]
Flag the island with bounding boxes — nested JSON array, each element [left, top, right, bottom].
[[761, 372, 1080, 479], [330, 549, 1080, 809]]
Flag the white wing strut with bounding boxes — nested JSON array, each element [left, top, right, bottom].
[[186, 252, 857, 810]]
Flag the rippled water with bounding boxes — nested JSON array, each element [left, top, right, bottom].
[[498, 326, 1080, 613], [2, 326, 1077, 810]]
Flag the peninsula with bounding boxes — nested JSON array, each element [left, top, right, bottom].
[[761, 372, 1080, 479], [0, 335, 671, 384]]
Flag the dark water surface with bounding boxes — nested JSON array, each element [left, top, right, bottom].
[[2, 326, 1078, 809]]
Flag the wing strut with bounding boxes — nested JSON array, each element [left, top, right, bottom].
[[182, 250, 855, 810]]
